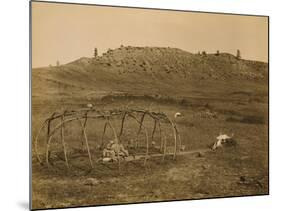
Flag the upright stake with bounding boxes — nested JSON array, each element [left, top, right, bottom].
[[106, 118, 121, 172], [144, 127, 149, 166], [46, 116, 87, 167], [166, 117, 178, 160], [119, 112, 127, 139], [135, 112, 146, 148], [176, 127, 182, 152], [151, 119, 157, 142], [162, 134, 167, 161], [47, 112, 57, 142], [158, 121, 163, 153], [101, 122, 108, 148], [47, 120, 51, 141], [79, 118, 93, 168], [128, 113, 150, 166], [171, 123, 178, 160], [80, 113, 88, 151]]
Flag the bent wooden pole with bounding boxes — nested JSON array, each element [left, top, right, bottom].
[[162, 134, 167, 161], [47, 112, 57, 142], [151, 119, 157, 142], [106, 118, 121, 171], [158, 121, 163, 152], [81, 112, 89, 150], [119, 112, 127, 139], [144, 127, 149, 166], [128, 113, 149, 166], [79, 119, 93, 168], [171, 123, 178, 160], [175, 126, 182, 152], [46, 112, 58, 160], [166, 118, 178, 160], [60, 113, 69, 168], [106, 119, 118, 141], [135, 112, 146, 148], [34, 120, 48, 164], [46, 116, 89, 167], [101, 122, 108, 148]]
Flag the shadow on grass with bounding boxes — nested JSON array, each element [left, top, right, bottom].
[[226, 115, 265, 125]]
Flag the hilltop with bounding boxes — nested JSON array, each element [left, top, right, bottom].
[[32, 46, 268, 104], [66, 46, 267, 79]]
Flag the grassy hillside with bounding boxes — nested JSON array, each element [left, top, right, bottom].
[[31, 46, 268, 209], [32, 46, 268, 100]]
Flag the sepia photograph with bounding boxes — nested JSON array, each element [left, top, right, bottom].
[[31, 1, 269, 210]]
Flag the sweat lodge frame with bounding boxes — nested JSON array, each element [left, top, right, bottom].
[[34, 108, 181, 170]]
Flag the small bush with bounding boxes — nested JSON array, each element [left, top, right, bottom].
[[180, 99, 189, 106]]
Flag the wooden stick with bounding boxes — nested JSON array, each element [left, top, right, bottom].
[[44, 113, 97, 167], [46, 136, 52, 167], [135, 112, 146, 148], [118, 112, 127, 139], [34, 120, 48, 164], [81, 112, 89, 150], [162, 134, 167, 161], [151, 119, 157, 142], [106, 118, 120, 172], [41, 108, 168, 124], [127, 113, 150, 166], [106, 119, 118, 142], [47, 112, 57, 141], [79, 119, 93, 168], [101, 122, 108, 148], [166, 117, 178, 160], [60, 113, 69, 168], [144, 127, 149, 166], [83, 112, 88, 128], [158, 121, 163, 153], [171, 123, 178, 160], [46, 112, 57, 161], [46, 116, 87, 166], [176, 127, 182, 152]]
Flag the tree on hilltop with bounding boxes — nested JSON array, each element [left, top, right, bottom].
[[94, 48, 98, 57], [236, 49, 241, 59], [215, 50, 220, 56]]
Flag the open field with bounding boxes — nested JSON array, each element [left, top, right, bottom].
[[32, 47, 268, 209]]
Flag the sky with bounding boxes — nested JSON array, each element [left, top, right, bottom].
[[32, 1, 268, 68]]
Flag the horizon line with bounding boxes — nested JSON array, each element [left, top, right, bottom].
[[32, 45, 268, 69]]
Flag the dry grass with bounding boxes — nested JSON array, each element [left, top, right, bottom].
[[32, 91, 268, 209], [31, 46, 268, 209]]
